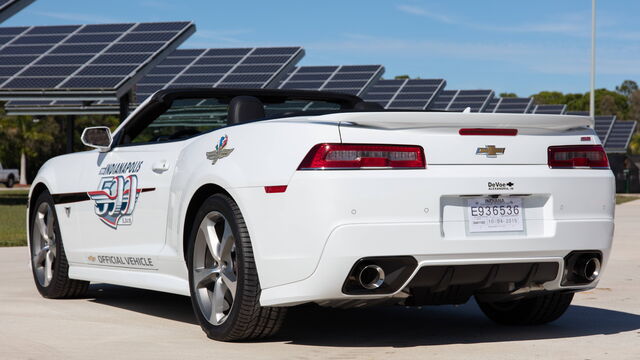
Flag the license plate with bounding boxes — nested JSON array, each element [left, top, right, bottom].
[[467, 197, 524, 233]]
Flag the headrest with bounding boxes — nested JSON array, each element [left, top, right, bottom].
[[228, 96, 265, 124], [353, 101, 384, 111]]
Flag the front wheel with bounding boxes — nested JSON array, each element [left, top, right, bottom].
[[30, 190, 89, 298], [6, 175, 14, 188], [187, 193, 286, 341], [476, 292, 574, 325]]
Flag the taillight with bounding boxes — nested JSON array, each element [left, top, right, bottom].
[[298, 143, 426, 170], [548, 145, 609, 169]]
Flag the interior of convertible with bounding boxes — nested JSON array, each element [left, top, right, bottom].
[[118, 89, 383, 146]]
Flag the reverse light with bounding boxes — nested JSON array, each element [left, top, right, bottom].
[[547, 145, 609, 169], [298, 143, 426, 170], [459, 128, 518, 136]]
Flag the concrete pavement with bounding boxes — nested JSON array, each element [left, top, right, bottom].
[[0, 202, 639, 359]]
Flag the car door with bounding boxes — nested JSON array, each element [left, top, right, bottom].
[[71, 140, 182, 269]]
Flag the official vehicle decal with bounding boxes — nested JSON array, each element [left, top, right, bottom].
[[206, 135, 234, 165], [87, 254, 157, 270], [88, 161, 145, 229], [476, 145, 505, 158]]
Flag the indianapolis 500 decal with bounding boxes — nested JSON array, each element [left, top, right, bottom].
[[88, 161, 143, 229]]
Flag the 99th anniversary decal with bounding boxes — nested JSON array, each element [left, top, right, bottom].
[[87, 254, 157, 270]]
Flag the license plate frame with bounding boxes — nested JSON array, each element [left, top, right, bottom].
[[466, 197, 525, 233]]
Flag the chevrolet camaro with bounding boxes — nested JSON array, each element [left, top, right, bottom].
[[27, 88, 614, 341]]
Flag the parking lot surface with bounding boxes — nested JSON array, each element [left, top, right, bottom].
[[1, 202, 639, 359]]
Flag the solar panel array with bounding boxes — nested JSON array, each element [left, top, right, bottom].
[[484, 97, 534, 113], [0, 22, 195, 100], [136, 47, 304, 103], [0, 0, 34, 23], [278, 65, 384, 96], [428, 89, 494, 112], [605, 120, 637, 152], [532, 104, 566, 114], [361, 78, 445, 109]]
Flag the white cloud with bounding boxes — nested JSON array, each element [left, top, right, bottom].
[[396, 5, 456, 24], [396, 4, 591, 37]]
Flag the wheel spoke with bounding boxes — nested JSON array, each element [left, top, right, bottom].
[[45, 206, 55, 239], [44, 249, 54, 286], [218, 221, 234, 261], [193, 268, 218, 289], [199, 219, 220, 262], [36, 214, 48, 243], [210, 278, 228, 324], [220, 266, 237, 298], [33, 247, 48, 267]]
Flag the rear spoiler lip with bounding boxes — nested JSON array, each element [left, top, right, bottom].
[[317, 112, 594, 132]]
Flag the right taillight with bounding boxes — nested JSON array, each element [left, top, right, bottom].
[[548, 145, 609, 169]]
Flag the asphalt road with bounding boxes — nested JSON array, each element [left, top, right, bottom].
[[1, 203, 639, 359]]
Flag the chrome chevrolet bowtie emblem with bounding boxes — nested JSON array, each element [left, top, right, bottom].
[[476, 145, 505, 158], [206, 134, 234, 165]]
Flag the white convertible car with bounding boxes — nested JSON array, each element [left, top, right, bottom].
[[27, 88, 614, 341]]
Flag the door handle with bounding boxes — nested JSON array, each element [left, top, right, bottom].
[[152, 160, 170, 173]]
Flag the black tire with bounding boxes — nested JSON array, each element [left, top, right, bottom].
[[30, 190, 89, 298], [6, 175, 14, 188], [187, 193, 286, 341], [476, 292, 574, 325]]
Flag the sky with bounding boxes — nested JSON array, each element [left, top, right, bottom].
[[3, 0, 639, 96]]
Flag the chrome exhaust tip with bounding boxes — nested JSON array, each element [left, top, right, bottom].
[[358, 264, 385, 290], [582, 257, 601, 282]]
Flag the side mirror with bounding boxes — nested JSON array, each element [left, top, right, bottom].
[[81, 126, 113, 152]]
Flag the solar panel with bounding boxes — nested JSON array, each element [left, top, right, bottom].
[[593, 115, 616, 143], [484, 98, 499, 113], [0, 0, 34, 23], [5, 46, 304, 114], [605, 120, 637, 152], [278, 65, 384, 96], [484, 97, 534, 113], [428, 89, 494, 112], [136, 47, 304, 103], [361, 78, 446, 109], [532, 104, 567, 114], [566, 111, 588, 116], [0, 22, 195, 100]]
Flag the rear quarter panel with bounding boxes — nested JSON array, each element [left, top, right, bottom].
[[166, 118, 342, 280]]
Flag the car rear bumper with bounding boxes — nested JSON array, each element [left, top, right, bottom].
[[259, 218, 613, 306]]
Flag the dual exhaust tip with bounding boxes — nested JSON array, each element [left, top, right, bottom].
[[357, 264, 385, 290], [575, 256, 601, 282], [563, 251, 602, 286]]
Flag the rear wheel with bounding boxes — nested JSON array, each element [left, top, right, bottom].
[[30, 190, 89, 298], [187, 193, 286, 341], [476, 292, 574, 325], [6, 175, 14, 188]]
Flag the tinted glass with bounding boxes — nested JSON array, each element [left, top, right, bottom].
[[131, 98, 228, 144]]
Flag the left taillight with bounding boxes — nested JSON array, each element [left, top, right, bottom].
[[547, 145, 609, 169], [298, 143, 426, 170]]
